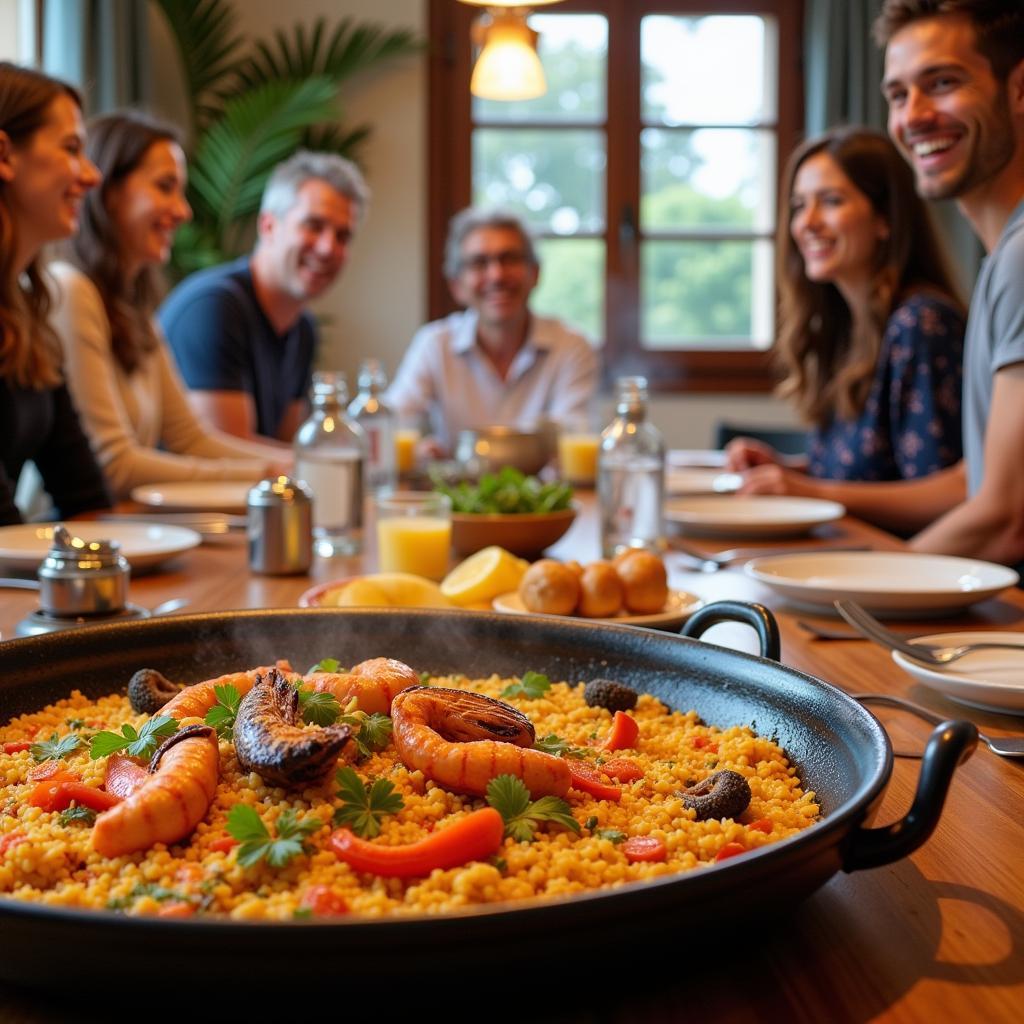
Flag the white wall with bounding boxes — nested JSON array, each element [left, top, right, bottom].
[[149, 0, 794, 446]]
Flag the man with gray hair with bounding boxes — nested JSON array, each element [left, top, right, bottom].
[[387, 206, 598, 455], [160, 150, 369, 441]]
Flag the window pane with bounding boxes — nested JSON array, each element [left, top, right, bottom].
[[531, 238, 604, 343], [641, 239, 774, 349], [641, 128, 776, 233], [641, 16, 777, 126], [473, 129, 606, 233], [472, 14, 607, 124]]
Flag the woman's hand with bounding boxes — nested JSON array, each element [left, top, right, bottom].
[[738, 463, 813, 496], [724, 437, 780, 472]]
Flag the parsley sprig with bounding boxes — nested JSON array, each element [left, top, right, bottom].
[[59, 806, 96, 826], [339, 712, 394, 760], [534, 734, 586, 759], [30, 732, 82, 764], [485, 774, 580, 842], [333, 765, 404, 838], [307, 658, 342, 674], [298, 688, 341, 726], [204, 684, 241, 738], [226, 805, 321, 868], [89, 716, 178, 760], [501, 671, 552, 700]]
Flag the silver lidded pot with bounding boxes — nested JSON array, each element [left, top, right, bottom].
[[247, 476, 313, 575]]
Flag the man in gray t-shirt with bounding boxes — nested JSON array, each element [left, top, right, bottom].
[[868, 0, 1024, 565]]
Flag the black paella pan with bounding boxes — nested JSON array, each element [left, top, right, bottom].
[[0, 602, 975, 988]]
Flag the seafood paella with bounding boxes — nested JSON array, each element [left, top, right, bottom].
[[0, 657, 820, 919]]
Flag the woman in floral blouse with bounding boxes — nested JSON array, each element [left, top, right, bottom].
[[726, 127, 965, 530]]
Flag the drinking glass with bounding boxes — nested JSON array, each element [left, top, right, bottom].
[[375, 491, 452, 580], [557, 417, 601, 487]]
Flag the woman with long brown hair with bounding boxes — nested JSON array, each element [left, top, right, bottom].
[[726, 127, 965, 523], [0, 62, 109, 525], [49, 110, 284, 499]]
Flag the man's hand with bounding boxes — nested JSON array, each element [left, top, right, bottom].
[[724, 437, 780, 472]]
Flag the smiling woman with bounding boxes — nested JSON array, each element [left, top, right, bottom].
[[47, 110, 286, 500], [0, 62, 110, 525]]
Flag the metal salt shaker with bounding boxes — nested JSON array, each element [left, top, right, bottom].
[[38, 524, 130, 615], [247, 476, 313, 575]]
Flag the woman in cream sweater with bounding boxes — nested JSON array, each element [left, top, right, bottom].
[[50, 110, 285, 500]]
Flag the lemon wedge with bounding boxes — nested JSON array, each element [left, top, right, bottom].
[[327, 574, 452, 608], [440, 546, 530, 606]]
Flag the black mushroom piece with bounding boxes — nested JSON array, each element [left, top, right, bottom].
[[679, 769, 752, 821], [582, 678, 638, 713], [233, 668, 352, 787], [128, 668, 185, 715]]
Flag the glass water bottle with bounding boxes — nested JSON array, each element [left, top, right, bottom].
[[597, 375, 665, 558], [347, 358, 396, 494], [294, 371, 366, 556]]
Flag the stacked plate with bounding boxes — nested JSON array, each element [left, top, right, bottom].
[[665, 495, 845, 539]]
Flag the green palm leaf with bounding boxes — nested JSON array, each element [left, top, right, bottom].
[[300, 122, 372, 163], [188, 76, 339, 244], [230, 16, 421, 90], [153, 0, 245, 132]]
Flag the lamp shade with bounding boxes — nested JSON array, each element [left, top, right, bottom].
[[470, 12, 546, 101]]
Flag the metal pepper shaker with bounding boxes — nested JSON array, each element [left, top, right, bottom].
[[247, 476, 313, 575]]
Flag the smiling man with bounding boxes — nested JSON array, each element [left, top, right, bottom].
[[159, 151, 368, 442], [386, 207, 598, 456], [871, 0, 1024, 563]]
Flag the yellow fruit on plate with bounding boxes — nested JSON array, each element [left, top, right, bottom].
[[327, 573, 452, 608], [440, 546, 530, 606]]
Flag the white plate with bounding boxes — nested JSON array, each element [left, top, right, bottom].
[[746, 551, 1019, 616], [667, 449, 727, 468], [491, 589, 702, 630], [665, 496, 845, 538], [0, 522, 201, 572], [131, 481, 253, 514], [892, 633, 1024, 715], [666, 467, 741, 495]]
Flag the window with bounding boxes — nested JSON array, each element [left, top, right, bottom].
[[428, 0, 803, 391]]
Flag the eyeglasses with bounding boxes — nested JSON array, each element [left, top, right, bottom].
[[458, 250, 529, 273]]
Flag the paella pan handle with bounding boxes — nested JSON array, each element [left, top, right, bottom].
[[680, 601, 781, 662], [842, 719, 978, 871]]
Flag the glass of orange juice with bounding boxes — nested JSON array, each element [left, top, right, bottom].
[[394, 428, 421, 477], [558, 426, 601, 487], [375, 491, 452, 580]]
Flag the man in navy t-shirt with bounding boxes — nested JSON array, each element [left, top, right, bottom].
[[159, 151, 369, 442]]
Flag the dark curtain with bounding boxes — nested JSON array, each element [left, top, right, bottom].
[[41, 0, 150, 114], [803, 0, 982, 293]]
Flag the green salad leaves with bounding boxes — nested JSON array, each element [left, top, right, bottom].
[[433, 467, 572, 514]]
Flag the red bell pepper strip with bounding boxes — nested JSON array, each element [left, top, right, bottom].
[[156, 901, 196, 919], [599, 757, 644, 783], [27, 763, 78, 783], [0, 830, 26, 855], [603, 711, 639, 751], [748, 818, 773, 834], [567, 760, 622, 802], [209, 835, 239, 854], [622, 836, 667, 863], [299, 885, 350, 916], [715, 841, 748, 862], [103, 754, 150, 799], [3, 742, 31, 754], [329, 807, 504, 878], [28, 780, 121, 813]]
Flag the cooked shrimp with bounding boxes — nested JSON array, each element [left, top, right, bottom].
[[391, 686, 570, 798], [308, 657, 419, 715], [158, 661, 293, 719], [91, 725, 219, 857]]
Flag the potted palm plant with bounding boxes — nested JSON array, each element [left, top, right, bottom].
[[154, 0, 421, 277]]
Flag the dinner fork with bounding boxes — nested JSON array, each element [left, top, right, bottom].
[[834, 599, 1024, 666], [853, 692, 1024, 758]]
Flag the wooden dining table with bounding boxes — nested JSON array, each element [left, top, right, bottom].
[[1, 489, 1022, 1022]]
